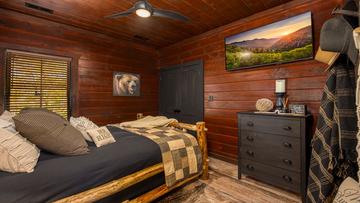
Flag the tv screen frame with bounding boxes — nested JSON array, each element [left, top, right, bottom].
[[225, 12, 314, 71]]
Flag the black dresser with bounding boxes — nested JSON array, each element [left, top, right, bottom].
[[238, 112, 312, 202]]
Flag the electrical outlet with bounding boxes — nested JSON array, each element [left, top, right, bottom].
[[208, 95, 214, 102]]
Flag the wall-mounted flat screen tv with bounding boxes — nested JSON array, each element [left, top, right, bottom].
[[225, 12, 313, 71]]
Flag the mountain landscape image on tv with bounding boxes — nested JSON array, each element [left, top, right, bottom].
[[225, 12, 313, 70]]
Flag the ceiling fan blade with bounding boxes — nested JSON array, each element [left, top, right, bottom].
[[105, 7, 136, 18], [153, 8, 189, 22]]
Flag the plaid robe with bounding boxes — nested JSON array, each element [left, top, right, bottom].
[[307, 56, 358, 203]]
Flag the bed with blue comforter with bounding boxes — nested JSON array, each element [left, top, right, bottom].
[[0, 126, 164, 203]]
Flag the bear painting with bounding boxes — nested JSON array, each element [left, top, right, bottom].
[[113, 72, 140, 96]]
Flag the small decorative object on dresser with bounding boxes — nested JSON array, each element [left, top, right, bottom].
[[255, 98, 274, 112], [238, 112, 312, 203], [275, 79, 286, 112], [289, 104, 307, 115]]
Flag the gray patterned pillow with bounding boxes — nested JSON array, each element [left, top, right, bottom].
[[13, 109, 89, 156]]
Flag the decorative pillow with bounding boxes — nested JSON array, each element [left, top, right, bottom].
[[13, 108, 89, 156], [87, 127, 116, 147], [21, 108, 63, 119], [333, 177, 360, 203], [0, 110, 15, 123], [0, 111, 16, 133], [70, 116, 99, 142], [0, 119, 17, 133], [0, 128, 40, 173]]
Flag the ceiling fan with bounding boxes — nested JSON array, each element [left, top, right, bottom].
[[105, 0, 189, 22]]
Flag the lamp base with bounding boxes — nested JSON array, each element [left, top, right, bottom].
[[275, 93, 286, 111]]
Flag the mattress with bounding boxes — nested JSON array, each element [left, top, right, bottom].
[[0, 126, 164, 203]]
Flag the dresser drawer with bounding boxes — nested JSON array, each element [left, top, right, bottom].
[[241, 159, 301, 193], [240, 131, 300, 154], [241, 145, 300, 172], [239, 115, 301, 137]]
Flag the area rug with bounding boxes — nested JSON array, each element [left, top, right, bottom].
[[155, 171, 300, 203]]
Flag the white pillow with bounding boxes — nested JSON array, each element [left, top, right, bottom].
[[87, 127, 116, 147], [70, 116, 99, 142], [0, 128, 40, 173], [0, 110, 15, 124], [0, 118, 16, 133], [0, 111, 16, 133]]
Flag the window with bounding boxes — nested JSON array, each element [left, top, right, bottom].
[[5, 50, 71, 118]]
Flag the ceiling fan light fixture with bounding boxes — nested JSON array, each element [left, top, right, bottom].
[[106, 0, 189, 22], [136, 8, 151, 18]]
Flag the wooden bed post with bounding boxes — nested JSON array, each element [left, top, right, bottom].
[[196, 122, 209, 180]]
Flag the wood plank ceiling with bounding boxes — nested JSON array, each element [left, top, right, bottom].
[[0, 0, 292, 48]]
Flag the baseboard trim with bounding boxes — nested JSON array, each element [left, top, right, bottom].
[[209, 152, 237, 164]]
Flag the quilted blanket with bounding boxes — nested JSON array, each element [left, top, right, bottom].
[[112, 125, 202, 187], [118, 116, 177, 129]]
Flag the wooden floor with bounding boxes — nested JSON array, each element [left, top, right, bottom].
[[155, 157, 301, 203]]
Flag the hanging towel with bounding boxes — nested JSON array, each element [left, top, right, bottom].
[[307, 55, 358, 203]]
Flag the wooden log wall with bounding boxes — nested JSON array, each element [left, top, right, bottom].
[[0, 8, 159, 125], [158, 0, 340, 163], [0, 0, 342, 163]]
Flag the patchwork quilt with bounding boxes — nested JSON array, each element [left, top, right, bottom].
[[111, 125, 203, 187]]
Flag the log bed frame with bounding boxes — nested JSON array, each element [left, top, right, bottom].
[[55, 116, 209, 203]]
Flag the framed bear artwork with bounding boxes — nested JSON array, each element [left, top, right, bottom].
[[113, 72, 140, 96]]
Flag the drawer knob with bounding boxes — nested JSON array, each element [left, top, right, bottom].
[[283, 126, 292, 131], [247, 121, 254, 127], [283, 142, 292, 148], [282, 175, 292, 182], [283, 159, 292, 165], [246, 164, 255, 171], [246, 136, 254, 142], [246, 150, 254, 157]]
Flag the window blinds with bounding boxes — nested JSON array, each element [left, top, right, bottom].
[[5, 50, 71, 118]]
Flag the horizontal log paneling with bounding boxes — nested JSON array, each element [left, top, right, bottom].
[[207, 124, 238, 137], [204, 61, 327, 83], [208, 140, 238, 160], [0, 0, 339, 164], [0, 9, 159, 125], [205, 89, 322, 102], [159, 0, 338, 163]]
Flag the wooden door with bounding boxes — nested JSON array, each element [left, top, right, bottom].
[[159, 60, 204, 124]]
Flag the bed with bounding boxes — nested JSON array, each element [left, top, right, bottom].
[[0, 118, 208, 203]]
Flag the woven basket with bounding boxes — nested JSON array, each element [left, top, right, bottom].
[[256, 98, 273, 112]]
